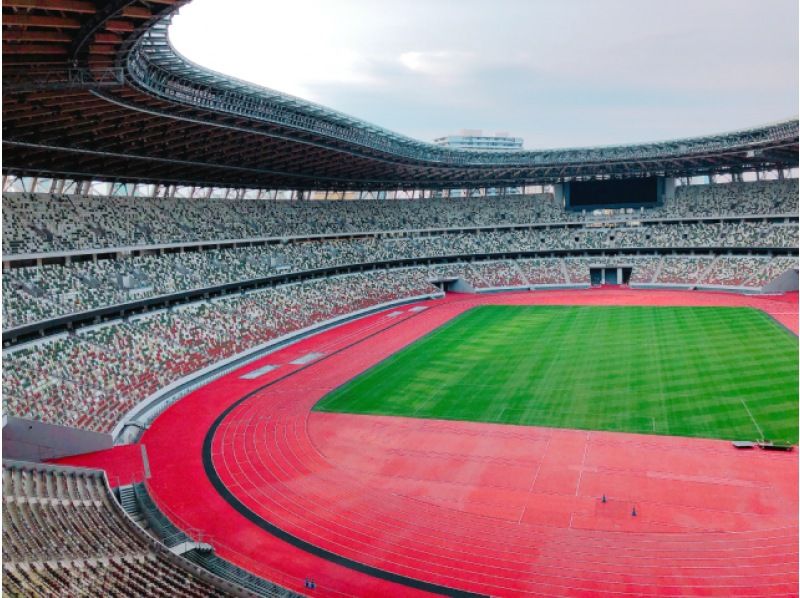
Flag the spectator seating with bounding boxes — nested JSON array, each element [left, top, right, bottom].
[[465, 261, 527, 287], [2, 269, 438, 432], [657, 179, 799, 218], [744, 256, 799, 288], [2, 177, 797, 434], [515, 258, 567, 285], [6, 254, 793, 434], [563, 256, 662, 285], [703, 256, 773, 287], [2, 461, 242, 596], [3, 179, 796, 255], [656, 256, 716, 285], [4, 217, 797, 329]]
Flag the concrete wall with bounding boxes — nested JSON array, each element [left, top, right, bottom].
[[663, 177, 676, 201], [3, 415, 113, 461], [763, 268, 799, 293], [553, 183, 564, 206], [448, 278, 476, 293]]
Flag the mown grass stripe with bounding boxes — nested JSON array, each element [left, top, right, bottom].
[[314, 306, 799, 443]]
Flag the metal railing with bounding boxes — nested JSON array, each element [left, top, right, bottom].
[[136, 481, 300, 597]]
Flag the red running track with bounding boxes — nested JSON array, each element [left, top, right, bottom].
[[67, 290, 799, 596], [53, 443, 146, 487]]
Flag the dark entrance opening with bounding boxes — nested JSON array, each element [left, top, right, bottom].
[[430, 277, 460, 292], [589, 267, 633, 286]]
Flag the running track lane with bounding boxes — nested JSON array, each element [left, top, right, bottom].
[[121, 290, 798, 596]]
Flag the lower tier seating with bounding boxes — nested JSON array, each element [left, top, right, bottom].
[[1, 461, 242, 597], [3, 256, 797, 434], [3, 268, 438, 433]]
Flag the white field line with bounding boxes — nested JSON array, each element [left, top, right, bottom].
[[739, 398, 764, 440]]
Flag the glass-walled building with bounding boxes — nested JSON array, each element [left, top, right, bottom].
[[433, 130, 524, 196], [433, 129, 523, 151]]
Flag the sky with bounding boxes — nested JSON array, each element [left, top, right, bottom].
[[169, 0, 799, 150]]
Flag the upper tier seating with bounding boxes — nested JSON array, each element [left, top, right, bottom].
[[660, 178, 798, 218], [3, 179, 797, 255]]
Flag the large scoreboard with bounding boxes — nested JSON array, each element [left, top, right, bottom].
[[564, 176, 663, 210]]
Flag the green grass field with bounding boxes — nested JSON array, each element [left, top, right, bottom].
[[315, 306, 799, 442]]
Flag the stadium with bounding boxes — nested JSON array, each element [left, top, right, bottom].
[[1, 1, 799, 596]]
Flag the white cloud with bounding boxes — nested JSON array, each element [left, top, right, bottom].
[[169, 0, 798, 147], [399, 51, 473, 75], [170, 0, 378, 100]]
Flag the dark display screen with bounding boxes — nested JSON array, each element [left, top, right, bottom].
[[567, 177, 659, 209]]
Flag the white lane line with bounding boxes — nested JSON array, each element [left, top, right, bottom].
[[575, 433, 590, 497]]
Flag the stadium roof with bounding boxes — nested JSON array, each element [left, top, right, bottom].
[[3, 0, 798, 191]]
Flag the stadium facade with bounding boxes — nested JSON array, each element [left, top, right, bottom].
[[2, 2, 799, 597]]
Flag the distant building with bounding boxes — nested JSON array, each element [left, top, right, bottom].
[[434, 130, 524, 197], [433, 129, 523, 151]]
